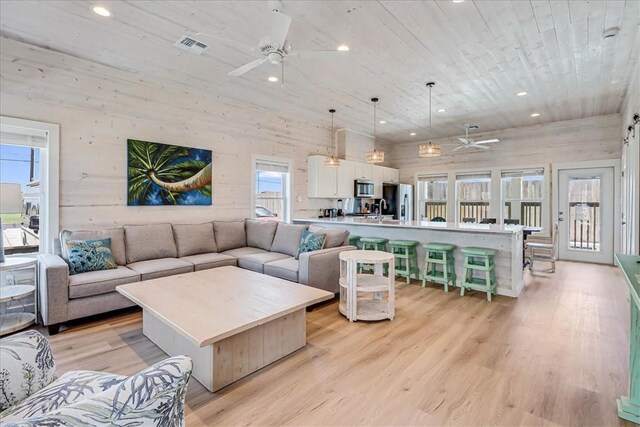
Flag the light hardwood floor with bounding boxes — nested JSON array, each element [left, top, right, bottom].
[[40, 261, 632, 426]]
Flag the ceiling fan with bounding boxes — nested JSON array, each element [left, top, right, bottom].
[[206, 1, 349, 83], [451, 124, 500, 151]]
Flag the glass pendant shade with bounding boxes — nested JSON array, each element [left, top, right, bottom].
[[419, 141, 441, 158], [365, 149, 385, 163], [324, 155, 341, 167]]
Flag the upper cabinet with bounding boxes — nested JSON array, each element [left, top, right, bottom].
[[308, 155, 399, 199], [382, 167, 399, 183]]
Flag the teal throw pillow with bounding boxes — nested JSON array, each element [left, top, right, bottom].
[[66, 238, 117, 275], [296, 230, 326, 260]]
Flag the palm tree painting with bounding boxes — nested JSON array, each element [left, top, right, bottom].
[[127, 139, 212, 206]]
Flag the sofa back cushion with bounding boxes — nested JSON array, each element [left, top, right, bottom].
[[60, 228, 126, 266], [271, 223, 308, 257], [213, 221, 246, 252], [245, 219, 277, 251], [309, 225, 349, 248], [124, 224, 177, 263], [172, 223, 217, 257]]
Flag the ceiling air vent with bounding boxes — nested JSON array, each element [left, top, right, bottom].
[[174, 35, 208, 55]]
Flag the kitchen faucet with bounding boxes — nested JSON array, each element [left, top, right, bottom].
[[378, 199, 387, 221]]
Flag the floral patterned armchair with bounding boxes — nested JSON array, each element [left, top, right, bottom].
[[0, 331, 192, 426]]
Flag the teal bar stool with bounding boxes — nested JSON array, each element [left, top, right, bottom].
[[460, 247, 497, 301], [389, 240, 420, 284], [359, 237, 389, 273], [349, 235, 362, 249], [422, 243, 457, 292]]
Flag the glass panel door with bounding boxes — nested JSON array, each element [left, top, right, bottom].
[[558, 167, 614, 264]]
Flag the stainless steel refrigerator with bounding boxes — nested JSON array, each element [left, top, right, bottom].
[[382, 183, 414, 220]]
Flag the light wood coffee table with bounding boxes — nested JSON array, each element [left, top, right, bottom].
[[117, 266, 333, 392]]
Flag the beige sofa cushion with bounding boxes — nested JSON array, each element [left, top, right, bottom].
[[68, 266, 140, 299], [271, 223, 308, 257], [127, 258, 193, 281], [180, 253, 237, 271], [124, 224, 177, 263], [213, 221, 246, 252], [245, 219, 277, 251], [172, 223, 217, 257], [221, 247, 266, 258], [237, 252, 290, 274], [264, 257, 299, 282], [60, 229, 126, 266], [309, 225, 349, 248]]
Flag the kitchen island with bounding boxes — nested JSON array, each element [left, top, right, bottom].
[[294, 217, 524, 297]]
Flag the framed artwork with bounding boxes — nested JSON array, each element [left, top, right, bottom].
[[127, 139, 212, 206]]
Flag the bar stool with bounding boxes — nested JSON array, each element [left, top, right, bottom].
[[359, 237, 388, 273], [422, 243, 457, 292], [460, 247, 497, 301], [389, 240, 420, 284], [349, 235, 362, 249]]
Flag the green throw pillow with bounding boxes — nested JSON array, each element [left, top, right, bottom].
[[295, 230, 326, 260], [66, 238, 117, 275]]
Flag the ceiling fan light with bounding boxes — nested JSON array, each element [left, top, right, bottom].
[[366, 150, 385, 164], [419, 142, 441, 158], [324, 156, 341, 167]]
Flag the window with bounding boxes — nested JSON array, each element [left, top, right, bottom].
[[501, 169, 544, 227], [456, 172, 491, 223], [417, 175, 448, 220], [0, 117, 59, 255], [253, 158, 291, 223]]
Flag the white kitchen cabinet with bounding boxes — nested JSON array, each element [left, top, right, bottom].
[[308, 155, 337, 198], [383, 167, 399, 183], [354, 162, 372, 181], [337, 160, 355, 198], [372, 165, 384, 198]]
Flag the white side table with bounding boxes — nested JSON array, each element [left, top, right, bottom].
[[339, 250, 395, 322], [0, 257, 38, 336]]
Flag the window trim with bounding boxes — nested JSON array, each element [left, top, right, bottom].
[[1, 116, 59, 255], [251, 155, 292, 223], [417, 174, 448, 220], [500, 168, 546, 229]]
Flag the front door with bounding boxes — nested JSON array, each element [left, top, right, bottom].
[[558, 167, 614, 264]]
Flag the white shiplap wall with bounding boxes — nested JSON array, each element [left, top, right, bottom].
[[388, 114, 622, 182], [0, 38, 337, 230]]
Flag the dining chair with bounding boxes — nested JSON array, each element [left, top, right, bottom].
[[462, 217, 476, 223], [504, 219, 520, 225], [480, 218, 497, 224], [526, 222, 558, 272]]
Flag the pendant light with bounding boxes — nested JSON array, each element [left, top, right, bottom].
[[419, 82, 441, 158], [324, 109, 341, 167], [365, 97, 385, 163]]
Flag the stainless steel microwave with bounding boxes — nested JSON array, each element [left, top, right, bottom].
[[354, 180, 375, 198]]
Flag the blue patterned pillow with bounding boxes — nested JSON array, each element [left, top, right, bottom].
[[66, 238, 117, 275], [295, 230, 326, 260]]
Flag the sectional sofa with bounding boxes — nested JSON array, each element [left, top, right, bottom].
[[38, 219, 353, 334]]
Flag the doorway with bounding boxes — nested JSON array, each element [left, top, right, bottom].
[[557, 167, 614, 264]]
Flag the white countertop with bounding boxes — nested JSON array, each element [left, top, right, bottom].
[[294, 217, 525, 235]]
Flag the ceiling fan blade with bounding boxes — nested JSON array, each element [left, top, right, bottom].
[[289, 50, 350, 59], [228, 57, 269, 77], [474, 139, 500, 144], [271, 11, 292, 49], [457, 137, 469, 144], [470, 144, 491, 150], [451, 146, 467, 152]]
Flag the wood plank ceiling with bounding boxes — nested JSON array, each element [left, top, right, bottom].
[[0, 0, 638, 143]]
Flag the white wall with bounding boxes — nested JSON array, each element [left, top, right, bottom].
[[0, 38, 337, 230], [620, 61, 640, 255], [388, 114, 622, 181]]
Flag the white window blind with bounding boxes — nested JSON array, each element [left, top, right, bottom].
[[255, 160, 289, 173]]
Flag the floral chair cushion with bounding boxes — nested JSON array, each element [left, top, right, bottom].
[[65, 238, 117, 275], [0, 330, 56, 412], [295, 229, 326, 260], [0, 370, 125, 422], [2, 356, 193, 427]]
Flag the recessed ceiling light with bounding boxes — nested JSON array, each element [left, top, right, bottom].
[[437, 108, 446, 112], [452, 0, 465, 3], [268, 76, 278, 82], [530, 112, 541, 117], [410, 132, 416, 136], [92, 6, 111, 17], [379, 120, 386, 124], [517, 91, 528, 96], [337, 44, 350, 52]]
